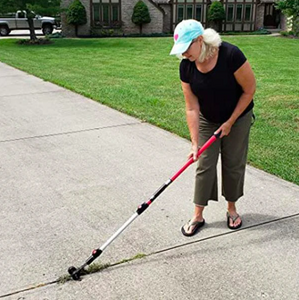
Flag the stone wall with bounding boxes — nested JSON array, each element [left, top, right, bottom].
[[255, 4, 265, 30], [280, 15, 287, 31], [159, 4, 172, 33], [255, 3, 287, 31], [121, 0, 164, 34], [61, 0, 91, 37]]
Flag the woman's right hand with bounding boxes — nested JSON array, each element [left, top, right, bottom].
[[188, 144, 200, 161]]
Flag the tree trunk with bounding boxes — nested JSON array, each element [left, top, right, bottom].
[[211, 20, 222, 32], [217, 20, 223, 32], [139, 24, 142, 34], [27, 17, 37, 41], [75, 25, 78, 37], [210, 20, 222, 32]]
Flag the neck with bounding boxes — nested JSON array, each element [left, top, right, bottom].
[[197, 49, 218, 65]]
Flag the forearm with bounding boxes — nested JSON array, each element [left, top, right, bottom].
[[227, 92, 253, 126], [186, 109, 200, 147]]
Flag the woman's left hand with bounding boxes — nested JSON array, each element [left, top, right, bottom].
[[215, 121, 233, 138]]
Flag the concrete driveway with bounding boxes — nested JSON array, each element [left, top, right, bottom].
[[0, 29, 61, 39], [0, 62, 298, 299]]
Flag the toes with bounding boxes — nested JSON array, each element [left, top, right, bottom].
[[229, 219, 234, 227], [231, 216, 241, 228], [183, 224, 189, 233], [184, 224, 193, 234]]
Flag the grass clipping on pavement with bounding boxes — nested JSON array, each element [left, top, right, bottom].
[[58, 253, 147, 283]]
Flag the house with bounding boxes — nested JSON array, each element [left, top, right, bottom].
[[61, 0, 286, 37]]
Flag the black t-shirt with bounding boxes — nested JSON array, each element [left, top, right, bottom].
[[180, 41, 254, 123]]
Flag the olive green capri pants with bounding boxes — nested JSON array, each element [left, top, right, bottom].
[[194, 110, 253, 206]]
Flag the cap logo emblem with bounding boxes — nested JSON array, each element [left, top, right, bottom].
[[174, 34, 179, 41]]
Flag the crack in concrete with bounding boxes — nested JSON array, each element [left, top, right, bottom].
[[1, 213, 298, 299], [0, 122, 141, 143], [0, 88, 64, 98], [0, 280, 58, 299]]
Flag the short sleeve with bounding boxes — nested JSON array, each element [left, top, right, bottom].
[[230, 46, 247, 73], [179, 59, 190, 83]]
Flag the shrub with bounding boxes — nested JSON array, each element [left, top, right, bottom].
[[207, 1, 225, 32], [17, 38, 53, 45], [131, 0, 151, 34], [276, 0, 299, 36], [222, 29, 271, 35], [90, 27, 124, 37], [280, 30, 299, 38], [66, 0, 87, 36]]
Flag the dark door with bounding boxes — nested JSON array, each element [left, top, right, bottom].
[[264, 3, 280, 28]]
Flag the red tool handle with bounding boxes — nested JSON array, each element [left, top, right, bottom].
[[170, 131, 221, 182]]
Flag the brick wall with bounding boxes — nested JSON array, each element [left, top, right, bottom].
[[61, 0, 91, 37], [121, 0, 164, 34]]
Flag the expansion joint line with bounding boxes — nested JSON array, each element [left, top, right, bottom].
[[0, 213, 298, 299], [149, 212, 299, 256], [0, 122, 141, 143]]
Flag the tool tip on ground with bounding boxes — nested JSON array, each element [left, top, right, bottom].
[[68, 266, 81, 281]]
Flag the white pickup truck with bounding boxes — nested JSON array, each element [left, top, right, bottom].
[[0, 11, 57, 36]]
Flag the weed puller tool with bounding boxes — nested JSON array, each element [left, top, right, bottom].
[[68, 132, 221, 280]]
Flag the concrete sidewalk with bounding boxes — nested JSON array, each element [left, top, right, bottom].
[[0, 62, 298, 300]]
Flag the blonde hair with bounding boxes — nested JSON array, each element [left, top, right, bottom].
[[177, 28, 222, 62], [198, 28, 222, 62]]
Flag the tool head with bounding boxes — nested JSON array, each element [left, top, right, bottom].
[[68, 266, 81, 281]]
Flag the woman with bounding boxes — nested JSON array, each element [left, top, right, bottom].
[[170, 19, 256, 236]]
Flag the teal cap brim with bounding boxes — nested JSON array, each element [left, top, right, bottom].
[[169, 41, 192, 55]]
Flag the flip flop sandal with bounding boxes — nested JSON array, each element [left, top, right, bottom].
[[181, 219, 205, 237], [227, 212, 242, 230]]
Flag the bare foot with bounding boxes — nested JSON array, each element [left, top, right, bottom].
[[227, 211, 242, 229], [181, 217, 205, 236]]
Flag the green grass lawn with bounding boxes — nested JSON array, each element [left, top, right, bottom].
[[0, 36, 298, 185]]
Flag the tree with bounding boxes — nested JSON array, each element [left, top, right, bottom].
[[207, 1, 225, 32], [276, 0, 299, 36], [66, 0, 87, 37], [0, 0, 60, 41], [132, 0, 151, 34]]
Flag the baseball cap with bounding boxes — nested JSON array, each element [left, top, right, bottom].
[[170, 19, 204, 55]]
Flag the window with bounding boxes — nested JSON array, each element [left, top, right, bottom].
[[227, 4, 234, 22], [196, 4, 202, 21], [17, 11, 26, 18], [177, 4, 184, 22], [92, 0, 121, 27], [236, 4, 242, 21], [103, 4, 109, 23], [186, 4, 193, 19], [93, 3, 100, 22], [112, 5, 119, 22], [245, 4, 252, 21], [174, 2, 206, 25]]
